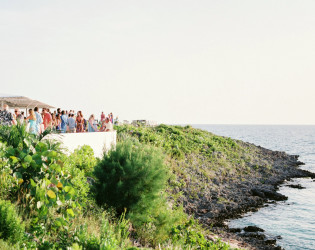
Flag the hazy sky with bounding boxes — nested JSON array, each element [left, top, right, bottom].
[[1, 1, 314, 124]]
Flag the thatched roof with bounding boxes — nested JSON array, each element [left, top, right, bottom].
[[0, 94, 55, 109]]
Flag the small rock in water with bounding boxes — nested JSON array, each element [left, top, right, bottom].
[[241, 232, 265, 240], [251, 188, 287, 201], [264, 238, 277, 245], [229, 228, 241, 233], [243, 225, 265, 232], [286, 184, 305, 189]]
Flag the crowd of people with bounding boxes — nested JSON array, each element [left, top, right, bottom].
[[0, 104, 115, 135]]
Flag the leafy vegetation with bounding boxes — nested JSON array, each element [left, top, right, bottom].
[[0, 125, 135, 249], [0, 124, 235, 249], [115, 124, 240, 160], [171, 219, 230, 250], [67, 145, 98, 176], [0, 199, 25, 244], [94, 138, 168, 213], [115, 124, 274, 204], [0, 239, 17, 250]]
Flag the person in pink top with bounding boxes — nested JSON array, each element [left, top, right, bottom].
[[42, 108, 52, 130], [101, 112, 105, 121]]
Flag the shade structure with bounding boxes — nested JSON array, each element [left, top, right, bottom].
[[0, 94, 55, 109]]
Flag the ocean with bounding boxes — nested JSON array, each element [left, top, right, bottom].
[[192, 125, 315, 250]]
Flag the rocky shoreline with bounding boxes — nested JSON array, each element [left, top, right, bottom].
[[177, 142, 315, 249]]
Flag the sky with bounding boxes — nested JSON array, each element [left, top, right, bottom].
[[0, 0, 314, 124]]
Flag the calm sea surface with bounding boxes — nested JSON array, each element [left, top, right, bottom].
[[192, 125, 315, 250]]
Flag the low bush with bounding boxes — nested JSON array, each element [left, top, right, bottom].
[[74, 212, 131, 249], [94, 138, 190, 246], [67, 145, 98, 176], [0, 126, 84, 246], [94, 138, 169, 214], [0, 239, 17, 250], [0, 123, 36, 150], [170, 219, 230, 249], [99, 212, 130, 249], [62, 145, 98, 207], [0, 199, 25, 244], [0, 142, 18, 200]]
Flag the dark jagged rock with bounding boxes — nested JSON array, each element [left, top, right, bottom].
[[229, 228, 241, 233], [240, 232, 265, 240], [265, 238, 277, 245], [251, 188, 266, 198], [251, 188, 287, 201], [243, 225, 265, 232], [286, 184, 306, 189]]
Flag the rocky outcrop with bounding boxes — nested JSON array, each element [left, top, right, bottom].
[[173, 142, 315, 249]]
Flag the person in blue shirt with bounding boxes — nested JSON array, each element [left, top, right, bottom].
[[34, 107, 43, 134], [60, 110, 68, 133], [26, 109, 37, 135], [67, 114, 76, 133], [88, 114, 98, 132]]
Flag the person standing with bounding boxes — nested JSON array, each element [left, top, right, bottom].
[[60, 111, 68, 133], [34, 107, 43, 134], [26, 109, 37, 134], [88, 114, 98, 132], [0, 104, 15, 126], [14, 108, 24, 125], [55, 114, 61, 132], [51, 114, 57, 130], [101, 112, 105, 121], [76, 111, 84, 132], [67, 114, 76, 133], [104, 117, 114, 132], [42, 108, 52, 130]]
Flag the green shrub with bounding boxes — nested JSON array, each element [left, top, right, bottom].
[[94, 138, 188, 246], [65, 163, 91, 206], [94, 138, 169, 214], [3, 137, 83, 244], [62, 145, 98, 207], [130, 200, 186, 246], [0, 163, 16, 201], [0, 143, 17, 200], [0, 199, 25, 244], [170, 219, 230, 249], [99, 212, 130, 249], [0, 124, 36, 150], [74, 212, 131, 250], [0, 239, 17, 250], [75, 224, 100, 250], [68, 145, 98, 176]]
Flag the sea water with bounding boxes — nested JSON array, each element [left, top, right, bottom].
[[192, 125, 315, 250]]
